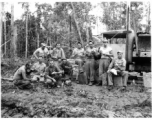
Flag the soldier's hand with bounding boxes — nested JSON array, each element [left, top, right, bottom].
[[51, 78, 56, 82], [52, 72, 57, 74]]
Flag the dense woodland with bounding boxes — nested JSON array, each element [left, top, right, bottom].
[[0, 2, 151, 59]]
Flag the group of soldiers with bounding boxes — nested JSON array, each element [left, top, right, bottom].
[[13, 39, 129, 90]]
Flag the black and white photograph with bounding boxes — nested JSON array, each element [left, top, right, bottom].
[[0, 0, 151, 118]]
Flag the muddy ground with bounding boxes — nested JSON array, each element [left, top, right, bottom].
[[1, 80, 152, 118], [1, 59, 152, 118]]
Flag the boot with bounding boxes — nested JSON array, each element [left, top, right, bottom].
[[89, 82, 93, 86], [96, 82, 101, 86]]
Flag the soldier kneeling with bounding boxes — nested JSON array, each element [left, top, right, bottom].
[[13, 62, 33, 89], [44, 59, 64, 88]]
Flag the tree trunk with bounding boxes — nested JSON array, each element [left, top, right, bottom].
[[147, 3, 150, 33], [25, 13, 28, 58], [37, 33, 39, 48], [86, 27, 89, 42], [36, 22, 39, 48], [10, 3, 15, 59], [1, 2, 5, 57], [0, 3, 3, 58], [13, 25, 17, 57], [88, 27, 93, 40], [70, 2, 83, 46], [46, 35, 49, 45], [4, 10, 7, 57], [68, 16, 71, 48]]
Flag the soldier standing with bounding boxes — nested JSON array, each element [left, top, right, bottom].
[[97, 39, 114, 87]]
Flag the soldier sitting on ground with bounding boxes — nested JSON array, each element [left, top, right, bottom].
[[44, 59, 64, 88], [31, 56, 46, 82], [13, 62, 33, 89]]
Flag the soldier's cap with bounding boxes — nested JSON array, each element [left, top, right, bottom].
[[49, 59, 54, 62], [103, 39, 108, 43], [117, 51, 123, 54], [41, 43, 46, 47]]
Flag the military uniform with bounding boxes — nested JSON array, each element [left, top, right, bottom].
[[108, 57, 128, 86], [98, 46, 113, 86], [31, 62, 46, 82], [84, 47, 96, 85]]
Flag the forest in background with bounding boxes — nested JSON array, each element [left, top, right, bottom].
[[0, 2, 151, 59], [1, 2, 151, 118]]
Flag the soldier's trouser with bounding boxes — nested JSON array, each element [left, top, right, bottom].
[[107, 70, 128, 86], [99, 58, 110, 86], [75, 59, 84, 81], [45, 79, 56, 87], [14, 80, 31, 89], [94, 60, 99, 82], [63, 68, 73, 78], [54, 61, 61, 70], [85, 59, 95, 82], [46, 75, 62, 87], [75, 59, 84, 70]]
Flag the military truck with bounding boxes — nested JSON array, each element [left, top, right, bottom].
[[101, 29, 151, 85]]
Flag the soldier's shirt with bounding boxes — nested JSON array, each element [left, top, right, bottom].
[[48, 49, 53, 55], [34, 47, 48, 58], [113, 58, 126, 70], [52, 48, 66, 59], [85, 47, 97, 59], [72, 48, 85, 58], [60, 61, 72, 71], [13, 66, 26, 80], [45, 65, 60, 77], [32, 62, 46, 75], [99, 46, 112, 58], [86, 47, 96, 52]]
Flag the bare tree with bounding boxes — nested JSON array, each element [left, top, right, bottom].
[[3, 3, 7, 57], [10, 3, 16, 59], [0, 3, 2, 57], [36, 22, 39, 48], [25, 12, 28, 58]]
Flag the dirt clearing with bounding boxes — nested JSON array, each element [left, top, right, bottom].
[[1, 79, 152, 118]]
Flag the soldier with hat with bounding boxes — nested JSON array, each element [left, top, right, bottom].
[[97, 38, 114, 86], [33, 43, 49, 60], [107, 50, 128, 89]]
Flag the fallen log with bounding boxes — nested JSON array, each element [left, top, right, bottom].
[[1, 77, 14, 82]]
